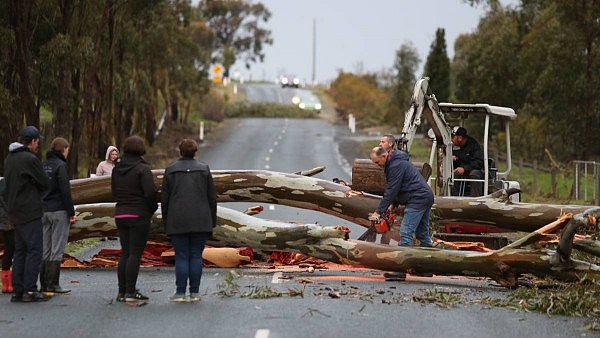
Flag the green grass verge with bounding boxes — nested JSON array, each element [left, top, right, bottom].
[[225, 102, 318, 119]]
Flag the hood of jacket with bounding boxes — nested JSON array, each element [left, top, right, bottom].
[[385, 149, 410, 169], [114, 154, 146, 175], [9, 142, 26, 153], [104, 145, 118, 163]]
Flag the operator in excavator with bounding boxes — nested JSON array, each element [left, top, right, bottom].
[[451, 127, 484, 196]]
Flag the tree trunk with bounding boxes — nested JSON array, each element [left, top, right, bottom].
[[71, 204, 600, 288], [69, 170, 595, 232]]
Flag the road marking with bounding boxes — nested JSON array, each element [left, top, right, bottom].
[[264, 165, 270, 169], [265, 156, 270, 161], [255, 329, 270, 338], [273, 141, 278, 146], [268, 205, 275, 210], [271, 272, 282, 284], [268, 148, 273, 153], [277, 135, 282, 140]]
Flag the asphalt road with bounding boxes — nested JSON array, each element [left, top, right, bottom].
[[0, 84, 593, 337]]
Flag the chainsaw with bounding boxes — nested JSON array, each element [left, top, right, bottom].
[[371, 211, 395, 234]]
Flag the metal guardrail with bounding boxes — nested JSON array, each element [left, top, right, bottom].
[[573, 160, 600, 204]]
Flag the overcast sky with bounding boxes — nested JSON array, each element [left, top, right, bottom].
[[218, 0, 517, 84]]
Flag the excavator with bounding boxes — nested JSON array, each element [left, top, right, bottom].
[[397, 77, 520, 200], [352, 77, 521, 245]]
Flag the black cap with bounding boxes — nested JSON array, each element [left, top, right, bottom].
[[453, 126, 467, 137], [20, 126, 41, 140]]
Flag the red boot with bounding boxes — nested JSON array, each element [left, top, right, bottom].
[[2, 270, 13, 293]]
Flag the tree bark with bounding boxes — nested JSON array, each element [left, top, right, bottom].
[[71, 203, 600, 288], [69, 170, 596, 232]]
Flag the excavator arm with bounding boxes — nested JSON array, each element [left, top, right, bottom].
[[397, 77, 454, 195]]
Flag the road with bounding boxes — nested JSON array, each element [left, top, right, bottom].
[[0, 83, 592, 337]]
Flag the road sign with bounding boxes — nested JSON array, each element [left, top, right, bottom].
[[212, 64, 224, 84]]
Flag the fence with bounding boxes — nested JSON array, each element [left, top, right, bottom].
[[573, 160, 600, 205]]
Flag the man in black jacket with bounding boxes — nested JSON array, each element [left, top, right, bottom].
[[3, 126, 50, 302], [451, 127, 485, 196], [41, 137, 75, 295]]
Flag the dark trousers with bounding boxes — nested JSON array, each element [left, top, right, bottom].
[[13, 218, 43, 293], [1, 229, 15, 270], [116, 217, 149, 294], [171, 233, 209, 294], [453, 169, 484, 197]]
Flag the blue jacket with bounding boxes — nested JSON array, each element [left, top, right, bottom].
[[42, 150, 75, 216], [377, 150, 434, 214]]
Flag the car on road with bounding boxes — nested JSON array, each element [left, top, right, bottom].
[[280, 75, 300, 88], [292, 94, 321, 113]]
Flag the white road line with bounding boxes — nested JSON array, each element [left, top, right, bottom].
[[255, 329, 270, 338], [265, 157, 270, 161], [268, 205, 275, 210], [271, 272, 282, 284], [264, 164, 270, 169], [273, 141, 278, 146], [268, 149, 273, 153]]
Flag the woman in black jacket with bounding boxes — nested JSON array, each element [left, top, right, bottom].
[[162, 139, 216, 302], [111, 136, 157, 303]]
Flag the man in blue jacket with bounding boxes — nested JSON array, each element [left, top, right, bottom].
[[3, 126, 50, 302], [369, 146, 433, 247]]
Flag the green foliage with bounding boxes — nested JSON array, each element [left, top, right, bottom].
[[225, 102, 318, 119], [423, 28, 451, 102], [387, 42, 421, 128], [479, 277, 600, 318], [199, 0, 273, 73], [215, 270, 304, 299]]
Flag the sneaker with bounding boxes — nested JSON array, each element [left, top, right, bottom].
[[125, 291, 148, 302], [116, 292, 125, 302], [189, 293, 201, 302], [22, 291, 50, 302], [169, 293, 187, 303], [10, 293, 23, 302]]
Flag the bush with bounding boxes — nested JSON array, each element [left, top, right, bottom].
[[200, 91, 226, 122], [225, 102, 318, 119]]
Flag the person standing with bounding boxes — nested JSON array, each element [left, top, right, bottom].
[[162, 139, 216, 302], [111, 136, 157, 303], [379, 134, 396, 153], [96, 146, 119, 176], [369, 146, 434, 248], [3, 126, 50, 302], [451, 127, 484, 196], [40, 137, 75, 295], [0, 178, 15, 293]]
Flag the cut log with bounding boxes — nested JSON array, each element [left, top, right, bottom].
[[71, 203, 600, 288], [70, 170, 595, 233]]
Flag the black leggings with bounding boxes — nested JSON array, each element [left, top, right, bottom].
[[1, 230, 15, 271], [116, 218, 150, 294]]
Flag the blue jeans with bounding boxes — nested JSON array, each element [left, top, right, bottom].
[[13, 218, 43, 293], [399, 207, 433, 247], [171, 233, 210, 294]]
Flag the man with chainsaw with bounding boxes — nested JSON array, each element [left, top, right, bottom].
[[369, 146, 433, 247]]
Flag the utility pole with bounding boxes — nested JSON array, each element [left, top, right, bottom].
[[311, 18, 316, 86]]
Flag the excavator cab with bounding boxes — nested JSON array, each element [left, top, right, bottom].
[[435, 103, 520, 201]]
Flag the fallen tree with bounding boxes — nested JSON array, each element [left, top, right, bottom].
[[70, 170, 595, 232], [72, 203, 600, 288]]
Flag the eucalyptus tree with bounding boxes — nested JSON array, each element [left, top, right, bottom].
[[198, 0, 273, 77]]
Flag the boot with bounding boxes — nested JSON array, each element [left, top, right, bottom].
[[1, 270, 13, 293], [47, 261, 70, 294], [39, 260, 48, 292]]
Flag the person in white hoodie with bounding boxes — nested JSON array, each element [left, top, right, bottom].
[[96, 146, 119, 176]]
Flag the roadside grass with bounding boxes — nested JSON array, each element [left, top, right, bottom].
[[225, 102, 318, 119]]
